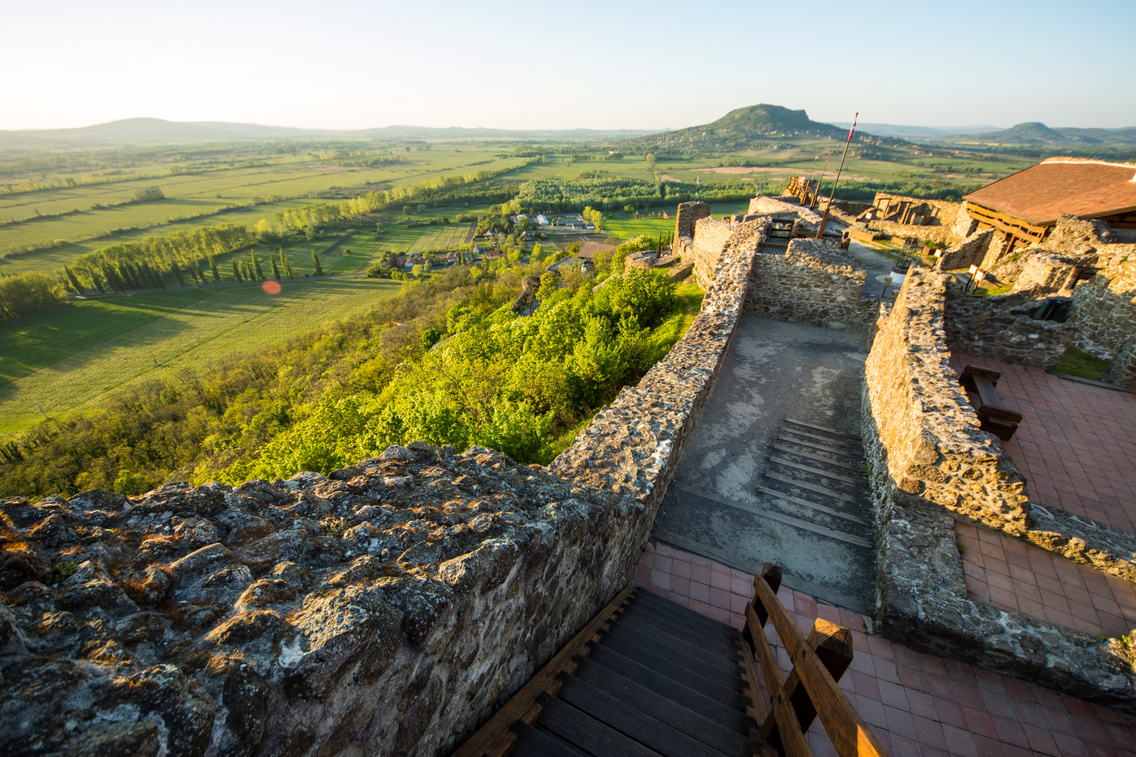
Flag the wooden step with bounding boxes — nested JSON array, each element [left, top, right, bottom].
[[570, 660, 762, 756], [615, 605, 742, 661], [595, 634, 750, 696], [535, 694, 664, 757], [511, 721, 590, 757], [556, 674, 733, 757], [604, 615, 744, 678], [620, 600, 740, 653], [583, 646, 755, 728]]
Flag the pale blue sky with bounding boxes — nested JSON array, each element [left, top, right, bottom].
[[3, 0, 1134, 132]]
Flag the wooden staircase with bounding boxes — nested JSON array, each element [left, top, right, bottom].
[[454, 564, 887, 757]]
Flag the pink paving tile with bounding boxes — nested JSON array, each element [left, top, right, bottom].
[[954, 354, 1136, 534], [633, 540, 1136, 754], [956, 521, 1136, 638]]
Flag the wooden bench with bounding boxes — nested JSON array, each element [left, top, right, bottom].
[[959, 365, 1023, 441], [454, 563, 887, 757]]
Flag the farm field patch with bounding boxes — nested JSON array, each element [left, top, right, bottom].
[[0, 277, 402, 434]]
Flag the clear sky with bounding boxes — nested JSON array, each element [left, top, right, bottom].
[[4, 0, 1134, 132]]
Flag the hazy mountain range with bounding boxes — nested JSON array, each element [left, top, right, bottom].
[[2, 109, 1134, 150]]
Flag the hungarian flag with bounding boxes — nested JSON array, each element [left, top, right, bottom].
[[846, 113, 858, 143], [663, 211, 670, 219]]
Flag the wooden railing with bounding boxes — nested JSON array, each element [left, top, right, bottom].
[[743, 563, 888, 757]]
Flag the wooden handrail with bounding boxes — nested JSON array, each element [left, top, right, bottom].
[[743, 562, 888, 757]]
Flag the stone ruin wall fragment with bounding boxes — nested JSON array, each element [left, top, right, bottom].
[[743, 238, 878, 331]]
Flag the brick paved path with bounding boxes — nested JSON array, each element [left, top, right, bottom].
[[636, 541, 1136, 756]]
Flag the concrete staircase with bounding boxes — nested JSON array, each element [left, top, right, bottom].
[[655, 418, 876, 614]]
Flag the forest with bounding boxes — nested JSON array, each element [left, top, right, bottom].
[[0, 236, 695, 498]]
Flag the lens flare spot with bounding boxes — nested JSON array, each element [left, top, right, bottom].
[[262, 280, 282, 295]]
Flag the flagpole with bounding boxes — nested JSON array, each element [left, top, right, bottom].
[[816, 112, 857, 240]]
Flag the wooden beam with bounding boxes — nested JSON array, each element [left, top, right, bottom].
[[764, 619, 854, 747], [965, 202, 1047, 244], [751, 577, 888, 757]]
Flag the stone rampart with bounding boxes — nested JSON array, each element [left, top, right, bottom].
[[943, 282, 1077, 370], [551, 217, 765, 513], [863, 267, 1136, 708], [864, 268, 1031, 532], [935, 229, 992, 271], [1010, 251, 1081, 296], [743, 239, 877, 331], [680, 215, 754, 289], [865, 195, 969, 246], [0, 450, 643, 757], [1066, 229, 1136, 388]]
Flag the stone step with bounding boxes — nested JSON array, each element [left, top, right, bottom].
[[776, 430, 862, 459], [770, 444, 862, 472], [670, 484, 871, 548], [763, 461, 867, 503], [761, 471, 866, 507], [783, 418, 862, 443], [767, 455, 862, 486], [753, 487, 873, 541]]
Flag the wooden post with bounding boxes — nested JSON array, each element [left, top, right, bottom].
[[752, 563, 782, 627], [764, 618, 854, 751]]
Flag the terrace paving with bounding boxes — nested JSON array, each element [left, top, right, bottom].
[[950, 353, 1136, 537], [636, 542, 1136, 756], [955, 521, 1136, 638]]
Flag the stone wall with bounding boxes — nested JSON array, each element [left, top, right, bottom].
[[673, 199, 712, 242], [935, 229, 992, 271], [1055, 217, 1136, 388], [943, 282, 1077, 370], [864, 194, 969, 246], [743, 239, 877, 331], [863, 268, 1031, 533], [551, 217, 764, 511], [863, 267, 1136, 708], [681, 215, 757, 289], [1010, 251, 1081, 296], [0, 451, 645, 757]]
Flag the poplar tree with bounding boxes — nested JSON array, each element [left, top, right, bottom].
[[251, 251, 265, 281], [311, 250, 324, 276]]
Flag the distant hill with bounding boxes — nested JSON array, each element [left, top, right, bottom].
[[942, 122, 1136, 147], [627, 104, 853, 152], [827, 122, 1003, 140], [0, 118, 654, 147]]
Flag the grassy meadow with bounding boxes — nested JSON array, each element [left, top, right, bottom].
[[0, 277, 402, 434], [0, 147, 523, 274]]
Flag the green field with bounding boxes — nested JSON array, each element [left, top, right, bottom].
[[0, 277, 401, 434], [0, 148, 523, 275], [602, 201, 753, 241]]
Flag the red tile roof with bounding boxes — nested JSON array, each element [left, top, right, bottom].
[[963, 158, 1136, 226]]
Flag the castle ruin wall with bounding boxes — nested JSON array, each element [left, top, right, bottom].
[[743, 238, 878, 331], [862, 268, 1136, 708], [943, 282, 1076, 370]]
